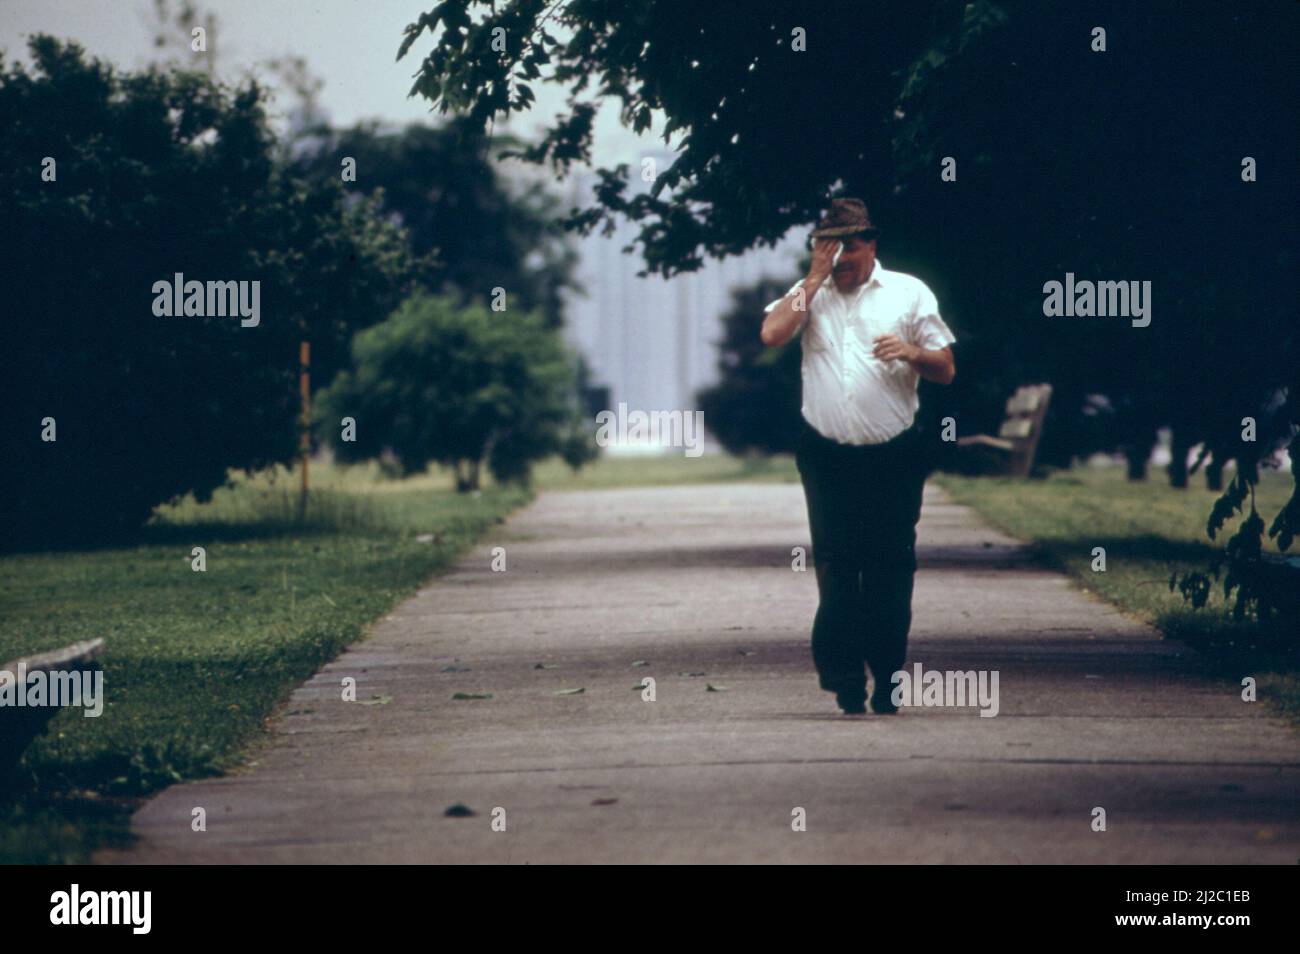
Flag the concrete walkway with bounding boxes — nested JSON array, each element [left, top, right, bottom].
[[104, 482, 1300, 863]]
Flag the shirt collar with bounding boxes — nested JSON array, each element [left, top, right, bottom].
[[825, 258, 887, 294]]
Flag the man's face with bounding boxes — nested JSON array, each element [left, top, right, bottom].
[[831, 235, 877, 292]]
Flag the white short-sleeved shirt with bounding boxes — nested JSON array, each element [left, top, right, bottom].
[[764, 259, 956, 445]]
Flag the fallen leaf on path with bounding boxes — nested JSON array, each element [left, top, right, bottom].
[[452, 692, 493, 700], [444, 804, 477, 817], [631, 660, 648, 667], [533, 662, 559, 670], [554, 687, 585, 695], [706, 684, 728, 692], [591, 798, 618, 806], [358, 694, 392, 706]]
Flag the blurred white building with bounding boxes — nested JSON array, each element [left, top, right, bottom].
[[558, 154, 805, 430]]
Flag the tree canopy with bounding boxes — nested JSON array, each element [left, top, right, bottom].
[[399, 2, 1296, 434], [401, 0, 1299, 627], [1, 37, 420, 543], [287, 116, 579, 329], [317, 292, 591, 490]]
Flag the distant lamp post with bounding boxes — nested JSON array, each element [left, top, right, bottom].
[[299, 340, 310, 521]]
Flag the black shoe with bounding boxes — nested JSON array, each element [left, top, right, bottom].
[[836, 691, 867, 715], [869, 692, 899, 715]]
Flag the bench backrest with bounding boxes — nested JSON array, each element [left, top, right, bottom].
[[0, 639, 105, 783], [2, 638, 104, 676], [997, 384, 1053, 476]]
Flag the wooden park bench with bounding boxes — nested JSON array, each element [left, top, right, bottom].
[[0, 638, 104, 786], [954, 384, 1053, 478]]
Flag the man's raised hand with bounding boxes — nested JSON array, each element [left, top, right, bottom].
[[807, 238, 841, 284]]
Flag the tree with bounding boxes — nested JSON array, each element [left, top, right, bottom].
[[1172, 388, 1299, 643], [400, 0, 944, 275], [287, 117, 579, 330], [886, 3, 1296, 490], [697, 278, 805, 455], [0, 37, 419, 545], [143, 0, 219, 74], [401, 1, 1298, 636], [316, 293, 587, 490]]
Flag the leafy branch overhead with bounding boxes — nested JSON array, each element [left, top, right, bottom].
[[398, 0, 960, 275]]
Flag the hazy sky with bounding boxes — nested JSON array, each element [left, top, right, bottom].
[[0, 0, 662, 169]]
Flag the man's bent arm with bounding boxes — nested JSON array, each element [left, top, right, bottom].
[[760, 281, 817, 347], [761, 239, 838, 348], [911, 345, 955, 385], [872, 333, 955, 385], [762, 265, 835, 347]]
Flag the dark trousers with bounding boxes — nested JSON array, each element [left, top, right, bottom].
[[795, 418, 927, 702]]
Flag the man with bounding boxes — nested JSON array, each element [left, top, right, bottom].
[[760, 198, 955, 715]]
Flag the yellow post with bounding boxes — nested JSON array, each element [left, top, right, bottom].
[[299, 340, 310, 521]]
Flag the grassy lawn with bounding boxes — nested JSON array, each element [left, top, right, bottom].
[[933, 463, 1299, 723], [531, 449, 800, 490], [0, 462, 531, 863]]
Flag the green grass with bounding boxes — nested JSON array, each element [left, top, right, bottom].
[[1, 462, 530, 863], [531, 450, 800, 490], [933, 463, 1299, 721]]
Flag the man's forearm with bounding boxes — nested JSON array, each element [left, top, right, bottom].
[[909, 346, 955, 385], [760, 273, 825, 347]]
